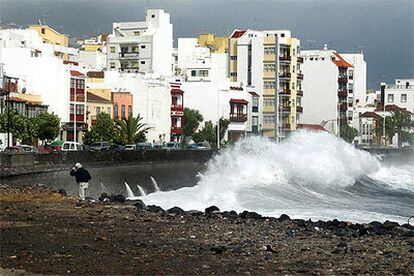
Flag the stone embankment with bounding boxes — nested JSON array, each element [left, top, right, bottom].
[[1, 185, 413, 275]]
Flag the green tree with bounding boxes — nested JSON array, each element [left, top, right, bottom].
[[183, 108, 203, 138], [340, 124, 358, 143], [193, 118, 230, 148], [0, 109, 37, 145], [116, 115, 151, 144], [384, 109, 414, 146], [33, 112, 60, 143], [84, 113, 119, 144]]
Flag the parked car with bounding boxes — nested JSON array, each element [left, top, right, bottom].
[[61, 141, 82, 151], [3, 146, 24, 153], [109, 144, 125, 151], [124, 144, 137, 151], [195, 141, 211, 150], [136, 142, 152, 150], [89, 142, 110, 151], [163, 142, 181, 150], [50, 141, 65, 152], [152, 144, 163, 150], [20, 145, 38, 152]]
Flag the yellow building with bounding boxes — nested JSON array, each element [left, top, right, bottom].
[[229, 29, 303, 139], [29, 25, 69, 47], [198, 33, 229, 53], [86, 92, 113, 130], [82, 34, 108, 52]]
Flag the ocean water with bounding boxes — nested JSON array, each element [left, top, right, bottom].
[[140, 131, 414, 224]]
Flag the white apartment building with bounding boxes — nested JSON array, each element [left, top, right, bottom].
[[382, 79, 414, 114], [177, 38, 228, 82], [106, 9, 173, 76], [300, 48, 366, 135]]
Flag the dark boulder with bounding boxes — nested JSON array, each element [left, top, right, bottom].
[[147, 205, 165, 213], [210, 245, 226, 254], [133, 200, 148, 210], [205, 206, 220, 214], [98, 193, 109, 201], [382, 220, 400, 230], [112, 194, 126, 203], [222, 210, 238, 219], [278, 214, 291, 222], [188, 210, 203, 216], [57, 189, 67, 196], [240, 211, 262, 219], [167, 206, 185, 215]]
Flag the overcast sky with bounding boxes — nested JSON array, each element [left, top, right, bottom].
[[1, 0, 413, 88]]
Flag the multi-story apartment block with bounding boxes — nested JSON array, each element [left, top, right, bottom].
[[197, 33, 229, 53], [229, 29, 302, 139], [300, 48, 366, 136], [170, 83, 184, 142], [106, 9, 173, 76], [381, 79, 414, 114]]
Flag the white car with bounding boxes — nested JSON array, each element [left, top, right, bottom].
[[124, 144, 137, 151], [61, 142, 82, 151]]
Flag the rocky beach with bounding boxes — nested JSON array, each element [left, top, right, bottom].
[[0, 184, 413, 275]]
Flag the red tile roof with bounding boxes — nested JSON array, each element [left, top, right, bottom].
[[298, 124, 328, 132], [230, 30, 246, 39], [70, 70, 85, 77], [87, 92, 112, 103], [230, 98, 248, 105], [332, 52, 353, 68], [7, 97, 26, 103], [249, 92, 260, 97], [360, 111, 383, 120]]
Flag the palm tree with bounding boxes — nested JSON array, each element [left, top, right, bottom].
[[385, 109, 414, 147], [116, 115, 151, 144]]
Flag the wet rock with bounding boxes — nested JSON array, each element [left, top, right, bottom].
[[382, 220, 399, 230], [401, 231, 414, 238], [147, 205, 165, 213], [205, 206, 220, 214], [112, 194, 126, 203], [240, 211, 262, 219], [133, 200, 148, 210], [222, 210, 238, 219], [188, 210, 203, 216], [264, 245, 276, 253], [98, 193, 109, 202], [167, 206, 185, 215], [58, 189, 67, 196], [278, 214, 290, 221], [210, 245, 226, 254]]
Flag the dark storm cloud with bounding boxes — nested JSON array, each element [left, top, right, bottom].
[[1, 0, 413, 88]]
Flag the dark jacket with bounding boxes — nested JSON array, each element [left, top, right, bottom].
[[70, 167, 92, 183]]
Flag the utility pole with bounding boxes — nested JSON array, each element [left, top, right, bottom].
[[216, 89, 220, 149], [74, 79, 77, 143]]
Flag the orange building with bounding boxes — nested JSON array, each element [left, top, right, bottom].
[[112, 92, 133, 120]]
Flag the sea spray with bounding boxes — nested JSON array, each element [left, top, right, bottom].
[[100, 182, 108, 193], [150, 176, 160, 192], [140, 131, 414, 223], [136, 185, 147, 196], [124, 182, 135, 198]]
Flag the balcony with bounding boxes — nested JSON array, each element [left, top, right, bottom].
[[230, 113, 248, 122], [297, 106, 303, 113], [252, 106, 259, 113], [297, 57, 304, 63], [171, 126, 183, 135], [279, 55, 291, 62], [279, 88, 291, 95], [297, 73, 304, 80], [297, 90, 303, 97], [349, 75, 354, 80], [70, 114, 85, 122], [282, 122, 291, 129], [338, 89, 348, 98], [279, 72, 291, 79], [171, 104, 183, 112], [281, 105, 290, 112], [338, 76, 348, 83], [119, 52, 139, 58], [340, 103, 348, 112]]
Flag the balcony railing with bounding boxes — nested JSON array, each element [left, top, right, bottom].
[[279, 88, 291, 95], [297, 90, 303, 97], [171, 104, 183, 111], [349, 75, 354, 80], [297, 73, 304, 80], [279, 72, 291, 78], [230, 114, 247, 122], [338, 76, 348, 83], [70, 114, 85, 122], [281, 105, 290, 112], [338, 89, 348, 98], [279, 55, 291, 61], [296, 106, 303, 113], [297, 57, 304, 63], [340, 103, 348, 112], [282, 123, 290, 129], [119, 52, 139, 58]]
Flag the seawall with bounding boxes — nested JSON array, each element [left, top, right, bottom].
[[0, 150, 215, 197]]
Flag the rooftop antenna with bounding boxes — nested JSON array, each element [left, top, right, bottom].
[[357, 44, 364, 54], [38, 19, 42, 25]]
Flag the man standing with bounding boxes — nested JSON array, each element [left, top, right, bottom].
[[70, 163, 92, 200]]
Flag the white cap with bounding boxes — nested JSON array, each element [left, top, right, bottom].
[[74, 163, 82, 169]]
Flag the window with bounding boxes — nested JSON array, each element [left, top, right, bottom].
[[96, 107, 101, 114], [114, 104, 118, 119], [110, 46, 115, 53], [264, 81, 276, 89], [41, 28, 45, 34], [264, 98, 275, 106], [264, 115, 275, 123], [401, 94, 407, 103], [140, 61, 145, 65], [264, 64, 275, 72], [151, 14, 155, 18], [131, 46, 139, 53], [281, 33, 285, 38], [141, 45, 146, 49], [252, 116, 259, 126], [388, 94, 394, 103], [200, 70, 209, 77], [264, 47, 275, 55], [230, 72, 237, 77], [133, 31, 140, 36], [110, 62, 115, 69], [107, 107, 111, 114], [70, 78, 75, 88], [230, 56, 237, 60], [191, 70, 196, 77], [121, 104, 126, 118], [128, 105, 132, 117]]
